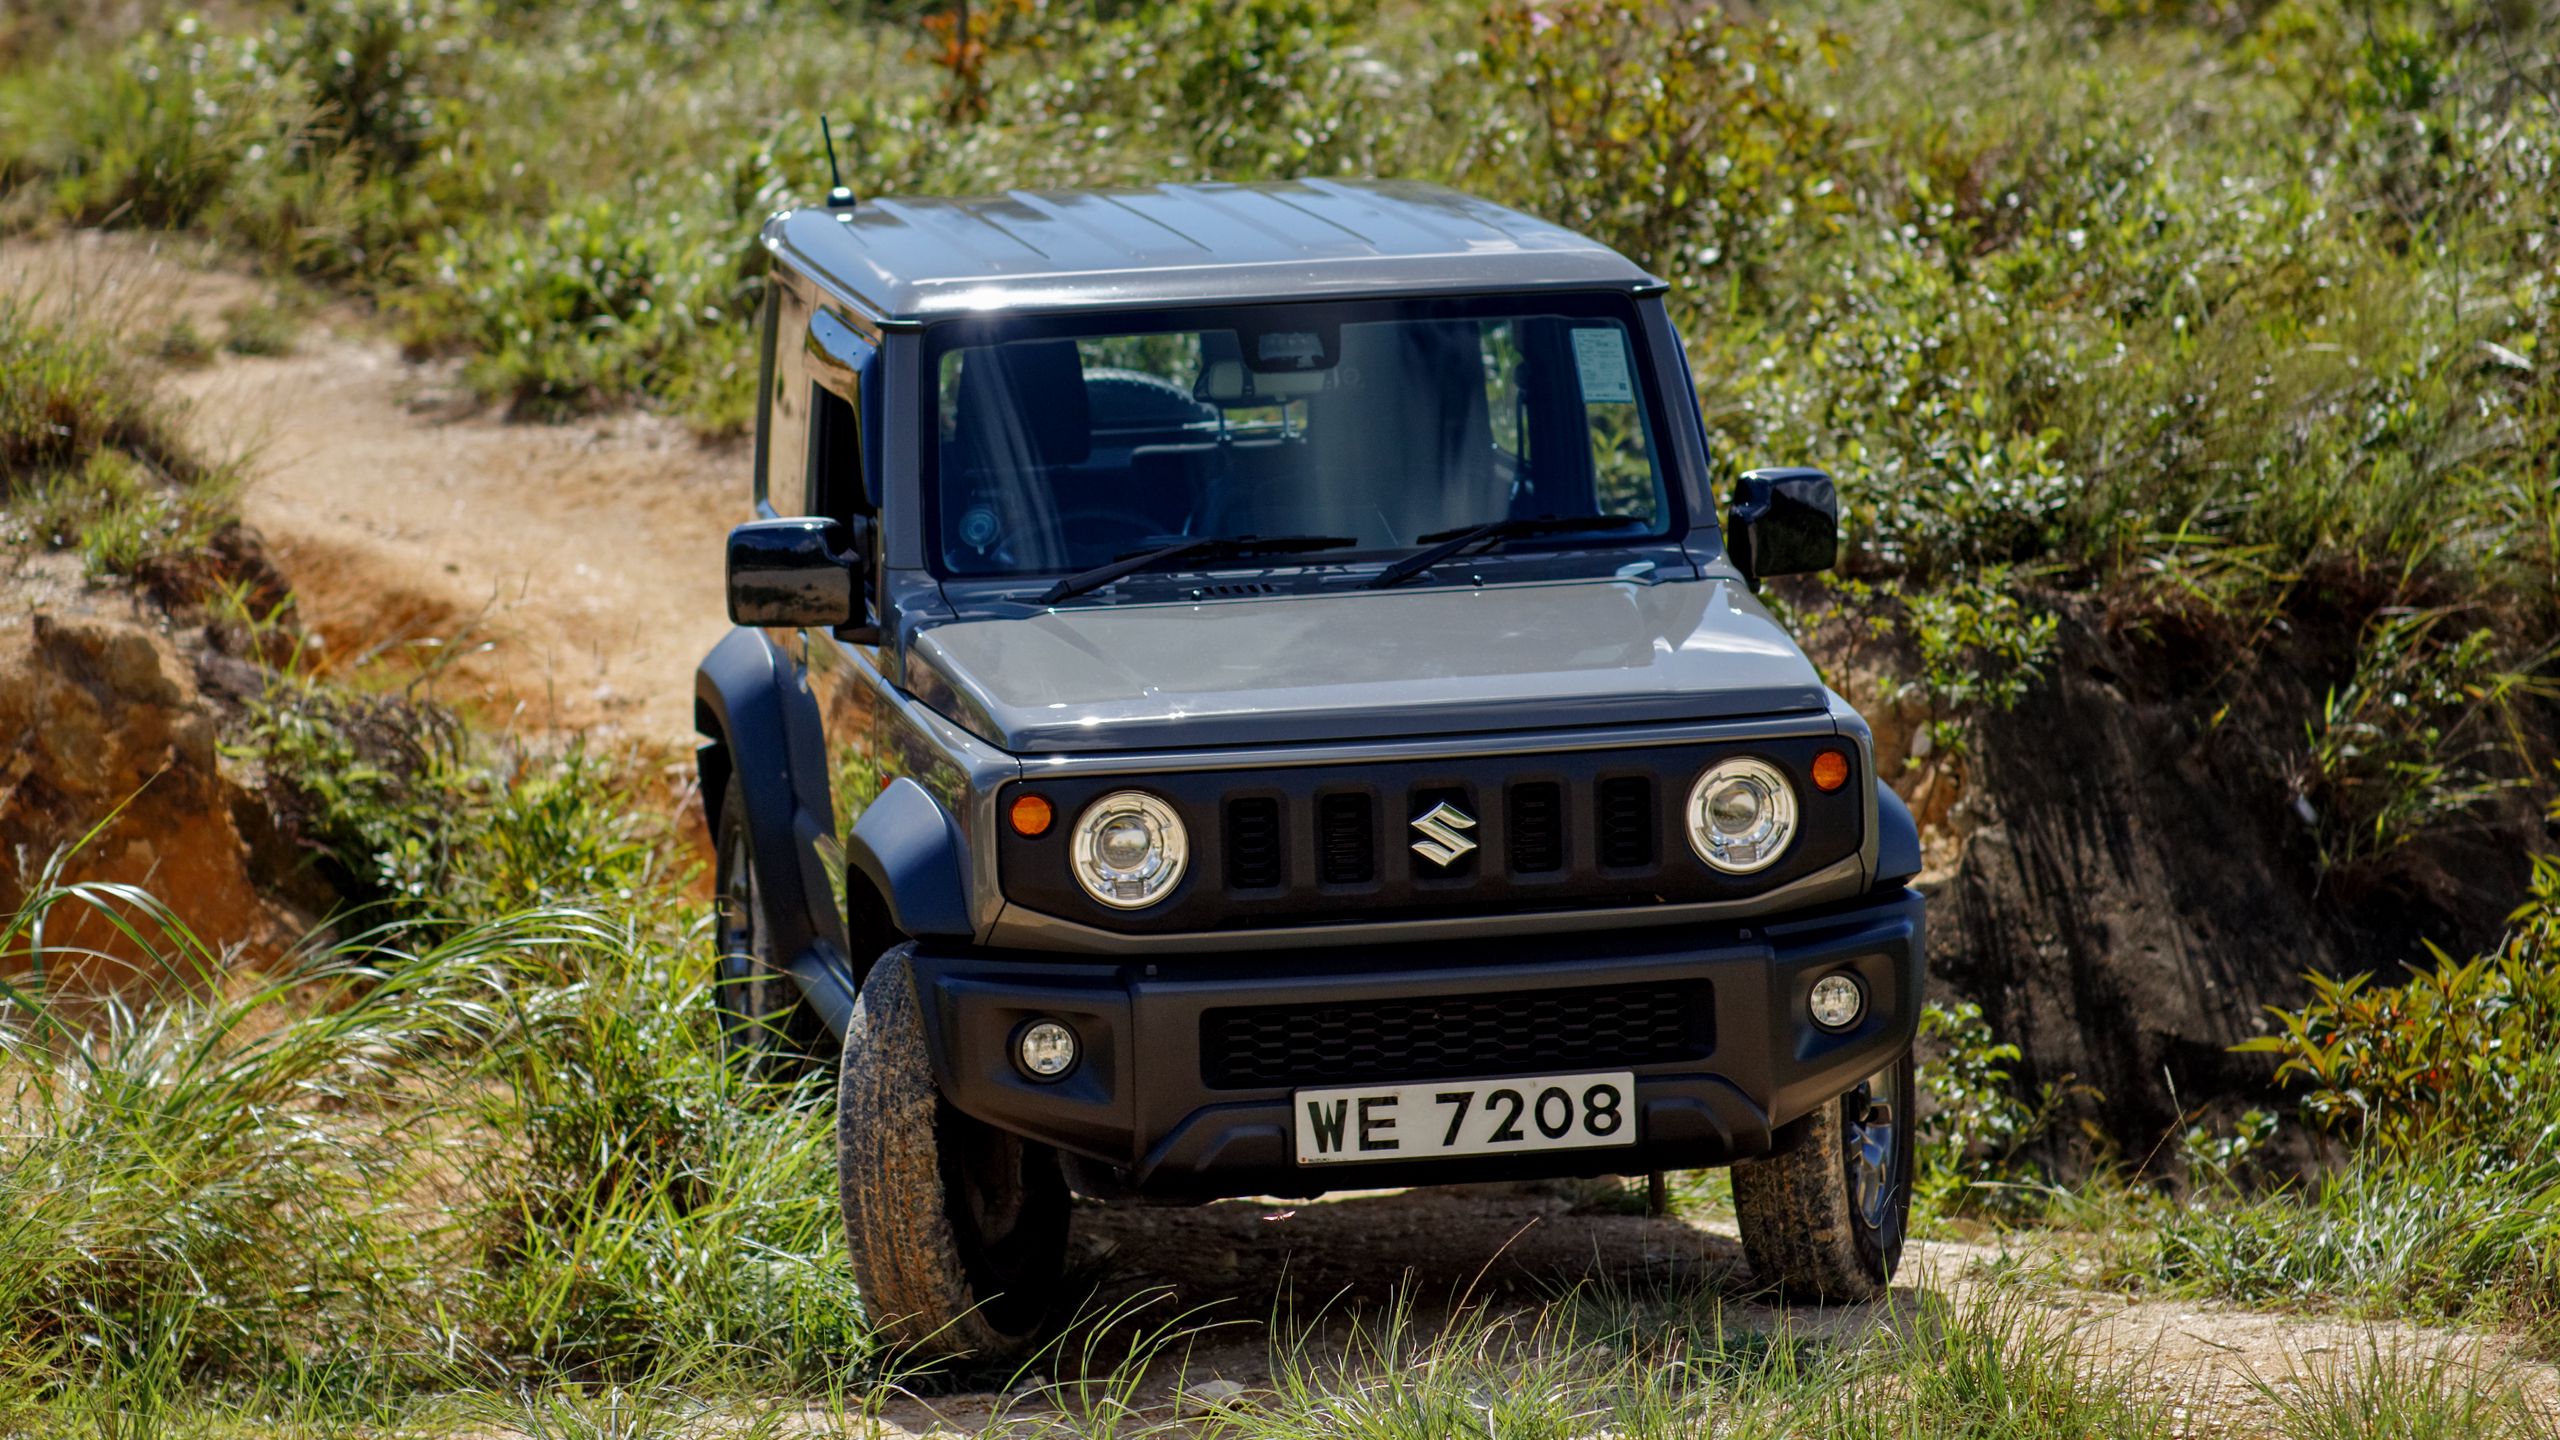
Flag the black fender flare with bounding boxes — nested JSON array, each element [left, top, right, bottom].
[[694, 627, 859, 1033], [1874, 780, 1922, 890], [846, 777, 976, 942]]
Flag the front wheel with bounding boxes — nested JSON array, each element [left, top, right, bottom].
[[1730, 1054, 1914, 1302], [837, 950, 1070, 1361]]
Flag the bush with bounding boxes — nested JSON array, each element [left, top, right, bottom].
[[1916, 999, 2093, 1220], [2239, 855, 2560, 1154]]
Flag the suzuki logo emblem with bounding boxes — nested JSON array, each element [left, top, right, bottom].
[[1410, 801, 1479, 868]]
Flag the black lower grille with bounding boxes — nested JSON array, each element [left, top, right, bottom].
[[1225, 797, 1283, 890], [1318, 793, 1375, 885], [1201, 981, 1711, 1089], [1597, 776, 1655, 868]]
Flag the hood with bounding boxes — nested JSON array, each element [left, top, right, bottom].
[[907, 574, 1831, 753]]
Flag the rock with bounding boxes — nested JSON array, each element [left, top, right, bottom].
[[1179, 1379, 1248, 1416], [0, 601, 284, 984]]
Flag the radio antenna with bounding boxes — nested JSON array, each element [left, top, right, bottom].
[[820, 114, 856, 210]]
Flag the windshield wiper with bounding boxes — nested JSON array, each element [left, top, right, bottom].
[[1366, 514, 1645, 590], [1039, 533, 1359, 606]]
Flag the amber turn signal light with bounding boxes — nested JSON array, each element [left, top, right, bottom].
[[1810, 749, 1851, 793], [1009, 793, 1055, 837]]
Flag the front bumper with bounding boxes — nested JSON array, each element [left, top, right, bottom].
[[903, 887, 1924, 1199]]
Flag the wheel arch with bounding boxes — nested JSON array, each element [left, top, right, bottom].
[[845, 777, 977, 942], [696, 627, 862, 1037]]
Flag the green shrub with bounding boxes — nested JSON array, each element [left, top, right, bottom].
[[1467, 2, 1844, 294], [2239, 855, 2560, 1154], [1917, 1000, 2092, 1220], [400, 197, 753, 421]]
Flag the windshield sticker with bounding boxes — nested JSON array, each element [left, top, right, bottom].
[[1570, 327, 1636, 403]]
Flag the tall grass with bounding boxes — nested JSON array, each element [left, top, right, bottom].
[[0, 863, 863, 1423]]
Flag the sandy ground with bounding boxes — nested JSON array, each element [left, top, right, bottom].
[[10, 232, 2557, 1435], [813, 1188, 2556, 1438]]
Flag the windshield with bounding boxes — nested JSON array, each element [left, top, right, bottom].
[[928, 297, 1676, 578]]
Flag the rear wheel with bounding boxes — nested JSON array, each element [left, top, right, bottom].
[[837, 949, 1070, 1361], [1730, 1054, 1913, 1301], [710, 772, 828, 1082]]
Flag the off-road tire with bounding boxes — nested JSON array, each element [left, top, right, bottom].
[[1730, 1054, 1914, 1302], [837, 950, 1070, 1361], [711, 773, 830, 1083]]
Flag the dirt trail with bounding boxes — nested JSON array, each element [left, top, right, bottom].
[[6, 231, 740, 749]]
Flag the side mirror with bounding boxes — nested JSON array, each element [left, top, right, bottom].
[[728, 516, 865, 629], [1725, 467, 1838, 588]]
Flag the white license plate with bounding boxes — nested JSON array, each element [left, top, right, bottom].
[[1293, 1071, 1636, 1165]]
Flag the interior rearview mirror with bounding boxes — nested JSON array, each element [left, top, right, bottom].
[[728, 516, 865, 629], [1724, 467, 1839, 588]]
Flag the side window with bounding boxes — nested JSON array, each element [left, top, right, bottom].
[[806, 382, 863, 519], [762, 284, 814, 513], [804, 310, 877, 523], [751, 284, 779, 509]]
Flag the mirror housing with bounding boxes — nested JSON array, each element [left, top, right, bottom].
[[727, 516, 864, 629], [1725, 467, 1838, 588]]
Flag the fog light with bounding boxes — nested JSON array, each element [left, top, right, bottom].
[[1016, 1019, 1079, 1079], [1809, 973, 1865, 1031]]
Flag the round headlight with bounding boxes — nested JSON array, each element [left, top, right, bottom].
[[1685, 757, 1798, 874], [1069, 790, 1188, 909]]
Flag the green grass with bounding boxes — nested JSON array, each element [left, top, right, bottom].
[[0, 294, 238, 579]]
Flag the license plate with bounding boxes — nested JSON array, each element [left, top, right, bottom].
[[1293, 1071, 1636, 1165]]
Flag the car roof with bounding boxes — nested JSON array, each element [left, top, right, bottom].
[[764, 179, 1662, 326]]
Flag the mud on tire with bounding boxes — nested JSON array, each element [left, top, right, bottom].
[[1730, 1054, 1914, 1302], [837, 949, 1069, 1361]]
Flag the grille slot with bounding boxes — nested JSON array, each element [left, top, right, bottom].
[[1318, 793, 1375, 885], [1507, 781, 1564, 874], [1202, 982, 1711, 1089], [1597, 776, 1655, 868], [1224, 797, 1283, 890]]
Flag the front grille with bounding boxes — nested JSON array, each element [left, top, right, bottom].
[[1225, 797, 1283, 890], [1507, 781, 1564, 874], [1318, 793, 1375, 885], [1201, 981, 1712, 1089], [994, 737, 1860, 933], [1597, 776, 1655, 868]]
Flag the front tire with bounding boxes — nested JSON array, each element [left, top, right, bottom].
[[1730, 1054, 1914, 1301], [837, 950, 1069, 1361]]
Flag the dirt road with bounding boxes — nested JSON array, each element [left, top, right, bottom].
[[9, 230, 739, 749]]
